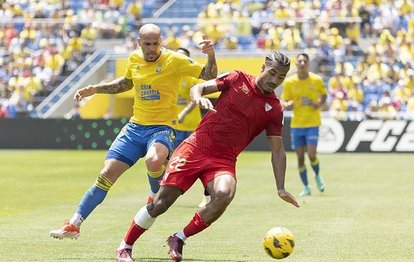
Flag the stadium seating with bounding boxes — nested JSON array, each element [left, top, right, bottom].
[[1, 0, 413, 120]]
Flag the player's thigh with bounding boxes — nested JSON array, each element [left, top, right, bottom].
[[305, 127, 319, 146], [106, 123, 147, 167], [206, 174, 237, 200], [290, 128, 307, 150]]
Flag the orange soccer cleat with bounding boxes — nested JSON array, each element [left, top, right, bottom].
[[49, 221, 80, 239]]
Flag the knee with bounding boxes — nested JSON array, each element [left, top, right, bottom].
[[145, 156, 166, 172], [99, 168, 116, 183], [213, 189, 234, 208]]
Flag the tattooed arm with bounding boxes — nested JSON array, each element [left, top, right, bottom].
[[74, 77, 134, 102], [199, 54, 218, 81], [198, 36, 218, 81]]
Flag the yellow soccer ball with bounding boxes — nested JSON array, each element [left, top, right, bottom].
[[263, 227, 295, 259]]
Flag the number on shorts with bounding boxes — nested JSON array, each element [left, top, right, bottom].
[[169, 156, 187, 171]]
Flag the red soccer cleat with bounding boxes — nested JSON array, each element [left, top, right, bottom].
[[167, 234, 185, 261], [116, 248, 134, 262]]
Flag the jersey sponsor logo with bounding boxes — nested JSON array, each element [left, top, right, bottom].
[[140, 85, 160, 100], [265, 103, 272, 112]]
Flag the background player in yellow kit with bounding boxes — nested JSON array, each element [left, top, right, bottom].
[[282, 53, 327, 196]]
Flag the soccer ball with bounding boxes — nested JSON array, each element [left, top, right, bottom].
[[262, 227, 295, 259]]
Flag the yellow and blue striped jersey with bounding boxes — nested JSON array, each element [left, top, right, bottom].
[[125, 48, 204, 127], [175, 76, 204, 131], [282, 72, 327, 128]]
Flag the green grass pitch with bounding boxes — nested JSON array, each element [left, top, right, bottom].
[[0, 150, 413, 261]]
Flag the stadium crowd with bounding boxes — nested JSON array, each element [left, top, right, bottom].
[[1, 0, 414, 120]]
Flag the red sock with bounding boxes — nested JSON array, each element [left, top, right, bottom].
[[183, 212, 210, 237], [124, 220, 147, 245]]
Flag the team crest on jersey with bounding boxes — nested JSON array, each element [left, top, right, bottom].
[[310, 83, 315, 90], [240, 83, 250, 94], [156, 64, 162, 73], [265, 103, 272, 112]]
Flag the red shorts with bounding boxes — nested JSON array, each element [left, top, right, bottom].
[[161, 142, 236, 193]]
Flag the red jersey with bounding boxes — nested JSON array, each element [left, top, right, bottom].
[[185, 70, 284, 162]]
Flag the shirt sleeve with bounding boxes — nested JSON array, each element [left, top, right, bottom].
[[173, 53, 204, 79], [124, 54, 133, 80], [281, 79, 291, 101], [316, 76, 327, 95], [265, 105, 284, 137], [215, 71, 238, 91]]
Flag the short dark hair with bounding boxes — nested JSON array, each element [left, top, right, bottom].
[[296, 53, 309, 61], [176, 47, 190, 57], [266, 51, 290, 68]]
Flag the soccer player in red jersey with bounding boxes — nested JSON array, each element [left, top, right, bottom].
[[115, 51, 300, 262]]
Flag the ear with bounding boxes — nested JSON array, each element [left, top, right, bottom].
[[260, 64, 266, 73]]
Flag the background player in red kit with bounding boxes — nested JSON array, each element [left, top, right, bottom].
[[115, 51, 300, 262]]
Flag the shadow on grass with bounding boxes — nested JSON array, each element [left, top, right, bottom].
[[141, 258, 247, 262], [58, 257, 246, 261]]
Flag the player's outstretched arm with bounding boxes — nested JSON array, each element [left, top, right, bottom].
[[267, 136, 300, 208], [74, 77, 134, 102], [198, 35, 217, 80], [190, 80, 218, 112], [178, 101, 196, 123]]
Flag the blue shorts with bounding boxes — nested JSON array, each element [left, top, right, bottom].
[[106, 122, 176, 167], [173, 130, 193, 150], [291, 127, 319, 150]]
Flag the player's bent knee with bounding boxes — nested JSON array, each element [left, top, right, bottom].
[[145, 158, 165, 172], [213, 191, 234, 206], [99, 169, 114, 182]]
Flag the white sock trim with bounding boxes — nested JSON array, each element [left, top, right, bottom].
[[175, 230, 187, 241], [134, 206, 155, 229], [69, 212, 84, 227], [117, 240, 133, 251]]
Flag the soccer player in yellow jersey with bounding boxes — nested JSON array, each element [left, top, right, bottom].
[[50, 24, 217, 240], [282, 53, 327, 197]]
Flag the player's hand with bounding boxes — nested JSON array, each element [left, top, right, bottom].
[[178, 112, 185, 123], [194, 97, 216, 113], [198, 35, 215, 57], [283, 100, 294, 110], [278, 189, 300, 208], [312, 101, 321, 109], [74, 85, 97, 102]]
